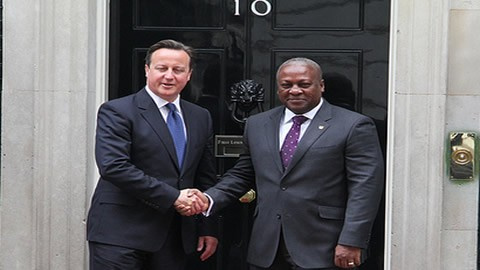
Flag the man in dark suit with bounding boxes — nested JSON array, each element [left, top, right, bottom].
[[193, 57, 384, 269], [87, 39, 217, 269]]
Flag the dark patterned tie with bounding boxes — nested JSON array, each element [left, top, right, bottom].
[[166, 103, 186, 168], [280, 115, 308, 169]]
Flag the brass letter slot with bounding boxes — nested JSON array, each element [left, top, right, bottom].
[[448, 132, 477, 181]]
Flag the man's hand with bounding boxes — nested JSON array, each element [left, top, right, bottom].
[[334, 244, 361, 269], [174, 189, 209, 216], [197, 236, 218, 261]]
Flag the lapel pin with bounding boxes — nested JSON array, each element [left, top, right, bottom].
[[318, 125, 325, 130]]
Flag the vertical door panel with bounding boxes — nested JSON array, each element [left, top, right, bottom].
[[108, 0, 390, 269]]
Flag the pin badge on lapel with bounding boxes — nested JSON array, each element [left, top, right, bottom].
[[318, 125, 325, 130]]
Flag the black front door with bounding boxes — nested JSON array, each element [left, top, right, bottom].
[[109, 1, 389, 269]]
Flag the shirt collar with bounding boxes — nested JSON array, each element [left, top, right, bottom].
[[145, 85, 182, 112], [283, 98, 323, 124]]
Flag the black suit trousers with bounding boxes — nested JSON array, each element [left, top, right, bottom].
[[248, 233, 342, 270], [89, 216, 186, 270]]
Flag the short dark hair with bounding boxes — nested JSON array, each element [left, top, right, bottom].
[[144, 39, 194, 70], [276, 57, 323, 81]]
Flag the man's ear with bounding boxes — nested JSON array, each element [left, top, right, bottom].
[[144, 64, 150, 77]]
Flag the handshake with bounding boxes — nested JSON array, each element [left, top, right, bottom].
[[174, 188, 210, 216]]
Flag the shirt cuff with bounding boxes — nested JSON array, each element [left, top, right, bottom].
[[203, 192, 214, 217]]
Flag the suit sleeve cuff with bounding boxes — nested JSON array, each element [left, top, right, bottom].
[[202, 192, 214, 217]]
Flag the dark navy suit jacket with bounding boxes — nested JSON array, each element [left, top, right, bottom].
[[87, 88, 217, 254]]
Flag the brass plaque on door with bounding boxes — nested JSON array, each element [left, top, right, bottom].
[[215, 135, 244, 158]]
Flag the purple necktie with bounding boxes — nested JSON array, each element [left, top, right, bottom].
[[280, 115, 308, 169]]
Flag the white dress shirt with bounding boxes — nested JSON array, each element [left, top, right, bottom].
[[145, 86, 187, 140], [279, 98, 323, 149]]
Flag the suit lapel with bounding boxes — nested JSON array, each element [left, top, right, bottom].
[[136, 89, 180, 169], [264, 107, 284, 173], [179, 100, 196, 175], [283, 101, 333, 175]]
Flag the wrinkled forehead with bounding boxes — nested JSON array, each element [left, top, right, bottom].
[[150, 48, 191, 67], [278, 63, 322, 81]]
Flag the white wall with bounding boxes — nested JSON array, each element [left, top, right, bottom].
[[386, 0, 480, 269], [0, 0, 107, 269], [442, 1, 480, 269]]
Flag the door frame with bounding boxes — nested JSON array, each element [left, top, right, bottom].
[[91, 0, 396, 268]]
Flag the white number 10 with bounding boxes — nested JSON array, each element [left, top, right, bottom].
[[234, 0, 272, 17]]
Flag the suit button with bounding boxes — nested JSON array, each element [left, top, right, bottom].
[[281, 187, 286, 191], [276, 214, 281, 219]]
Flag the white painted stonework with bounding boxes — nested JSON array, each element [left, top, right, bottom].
[[1, 0, 479, 269], [1, 0, 107, 269], [386, 0, 480, 269]]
